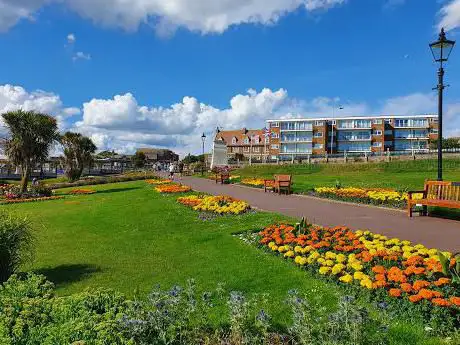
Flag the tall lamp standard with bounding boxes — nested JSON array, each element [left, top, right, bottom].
[[201, 132, 206, 176], [429, 28, 455, 181]]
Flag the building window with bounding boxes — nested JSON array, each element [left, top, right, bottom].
[[243, 138, 249, 144], [232, 147, 240, 153], [314, 132, 323, 138], [384, 141, 393, 147], [430, 128, 438, 134], [373, 119, 383, 125], [315, 121, 324, 126], [373, 130, 382, 136], [264, 137, 270, 144], [271, 155, 278, 160], [243, 147, 250, 152], [373, 142, 382, 147], [253, 147, 260, 153], [270, 122, 279, 128], [313, 143, 323, 149], [232, 137, 237, 144], [271, 132, 279, 139], [384, 130, 393, 135], [271, 144, 279, 149], [385, 119, 391, 124]]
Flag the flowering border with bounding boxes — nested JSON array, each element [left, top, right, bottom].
[[1, 196, 64, 204]]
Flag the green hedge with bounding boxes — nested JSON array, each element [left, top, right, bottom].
[[47, 172, 159, 189]]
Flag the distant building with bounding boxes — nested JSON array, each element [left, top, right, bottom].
[[214, 128, 269, 162], [136, 148, 179, 168], [267, 115, 439, 161]]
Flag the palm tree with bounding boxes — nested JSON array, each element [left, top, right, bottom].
[[2, 110, 59, 192], [61, 132, 97, 182]]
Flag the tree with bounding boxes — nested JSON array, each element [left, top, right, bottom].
[[133, 151, 146, 168], [181, 154, 200, 165], [2, 110, 59, 192], [429, 137, 460, 150], [61, 132, 97, 182]]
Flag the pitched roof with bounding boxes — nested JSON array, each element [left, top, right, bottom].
[[215, 128, 264, 146]]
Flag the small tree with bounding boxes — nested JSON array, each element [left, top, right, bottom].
[[2, 110, 59, 192], [0, 211, 34, 283], [61, 132, 97, 182], [133, 151, 146, 169]]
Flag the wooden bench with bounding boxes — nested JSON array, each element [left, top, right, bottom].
[[407, 180, 460, 217], [264, 174, 292, 195], [215, 172, 230, 184]]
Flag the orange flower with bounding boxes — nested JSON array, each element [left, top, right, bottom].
[[400, 283, 413, 293], [409, 294, 423, 303], [374, 274, 386, 282], [433, 278, 451, 287], [449, 296, 460, 306], [432, 298, 451, 307], [389, 288, 402, 297], [412, 280, 430, 291], [372, 280, 387, 289], [404, 255, 424, 267], [387, 267, 407, 283], [418, 289, 442, 300], [372, 266, 386, 274]]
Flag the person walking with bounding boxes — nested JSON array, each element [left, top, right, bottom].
[[178, 161, 184, 178], [169, 163, 175, 179]]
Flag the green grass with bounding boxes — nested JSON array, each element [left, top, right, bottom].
[[4, 180, 453, 344], [234, 158, 460, 192]]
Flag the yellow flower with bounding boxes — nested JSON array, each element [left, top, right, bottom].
[[350, 262, 363, 271], [302, 246, 313, 254], [319, 267, 331, 275], [339, 274, 353, 284], [325, 251, 337, 260], [354, 272, 365, 280], [317, 258, 326, 264], [332, 264, 346, 275], [336, 254, 347, 263], [360, 278, 373, 289], [294, 246, 303, 253], [324, 260, 334, 267], [271, 245, 279, 251], [284, 250, 295, 258]]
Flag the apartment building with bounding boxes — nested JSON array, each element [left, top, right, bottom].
[[215, 128, 270, 161], [267, 115, 438, 160]]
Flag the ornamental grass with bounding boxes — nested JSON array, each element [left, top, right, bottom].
[[258, 223, 459, 314], [177, 195, 250, 215], [155, 184, 191, 193]]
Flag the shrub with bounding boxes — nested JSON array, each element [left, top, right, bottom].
[[30, 183, 53, 197], [0, 211, 34, 283], [48, 172, 159, 189]]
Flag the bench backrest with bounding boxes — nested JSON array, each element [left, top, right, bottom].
[[274, 174, 292, 183], [425, 181, 460, 202]]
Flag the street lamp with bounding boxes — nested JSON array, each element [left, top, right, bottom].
[[430, 28, 455, 181], [201, 132, 206, 176]]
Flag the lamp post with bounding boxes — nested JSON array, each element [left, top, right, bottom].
[[429, 28, 455, 181], [201, 132, 206, 176]]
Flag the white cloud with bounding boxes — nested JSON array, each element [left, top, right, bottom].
[[72, 51, 91, 61], [67, 33, 76, 44], [0, 84, 80, 132], [0, 0, 47, 32], [0, 0, 346, 35], [1, 83, 459, 156], [438, 0, 460, 31]]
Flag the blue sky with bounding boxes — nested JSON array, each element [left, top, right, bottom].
[[0, 0, 459, 155]]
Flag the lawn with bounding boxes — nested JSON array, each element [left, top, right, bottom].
[[4, 180, 454, 344], [233, 158, 460, 192]]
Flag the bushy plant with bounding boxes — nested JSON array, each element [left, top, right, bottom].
[[30, 183, 53, 197], [48, 172, 159, 189], [0, 211, 34, 283]]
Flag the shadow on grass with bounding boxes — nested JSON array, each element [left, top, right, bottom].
[[92, 186, 141, 194], [428, 207, 460, 221], [33, 264, 101, 288]]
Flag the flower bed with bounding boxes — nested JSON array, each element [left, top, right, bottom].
[[256, 222, 459, 322], [177, 195, 250, 215], [155, 184, 191, 193], [1, 196, 64, 204], [146, 179, 172, 185], [68, 188, 96, 195], [240, 178, 273, 188], [311, 187, 423, 208]]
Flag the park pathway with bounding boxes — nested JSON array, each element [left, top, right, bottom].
[[173, 175, 460, 252]]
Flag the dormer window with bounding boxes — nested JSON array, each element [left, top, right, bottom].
[[244, 137, 249, 144], [232, 137, 237, 144]]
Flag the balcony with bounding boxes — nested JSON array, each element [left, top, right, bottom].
[[337, 136, 371, 141]]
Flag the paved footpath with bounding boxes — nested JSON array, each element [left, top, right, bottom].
[[172, 175, 460, 252]]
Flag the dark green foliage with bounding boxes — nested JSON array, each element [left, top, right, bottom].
[[1, 110, 59, 192], [0, 211, 34, 283], [47, 172, 159, 189], [132, 152, 146, 169], [61, 132, 97, 182]]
